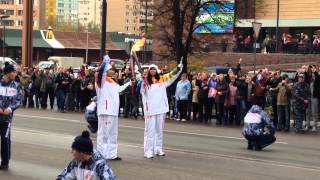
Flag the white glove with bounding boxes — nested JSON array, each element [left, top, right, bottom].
[[103, 55, 110, 64], [178, 58, 183, 69], [86, 102, 96, 111]]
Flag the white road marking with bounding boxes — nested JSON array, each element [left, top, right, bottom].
[[16, 114, 84, 123], [12, 127, 320, 173], [117, 143, 320, 173], [15, 114, 288, 144]]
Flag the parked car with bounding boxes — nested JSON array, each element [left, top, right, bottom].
[[281, 69, 297, 82], [88, 59, 125, 71], [87, 61, 100, 68], [0, 57, 18, 68], [110, 59, 125, 70], [207, 66, 234, 75], [48, 56, 84, 69], [37, 61, 55, 69]]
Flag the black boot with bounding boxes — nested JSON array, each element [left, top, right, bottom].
[[0, 164, 9, 170], [252, 141, 262, 151], [247, 141, 253, 150]]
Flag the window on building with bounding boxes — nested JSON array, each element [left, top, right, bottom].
[[18, 20, 23, 26], [18, 10, 23, 16]]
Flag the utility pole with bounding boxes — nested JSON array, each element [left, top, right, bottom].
[[22, 0, 34, 67], [0, 15, 10, 60], [144, 0, 148, 63], [86, 25, 89, 63], [275, 0, 280, 53]]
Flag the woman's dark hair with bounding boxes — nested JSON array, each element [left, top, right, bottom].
[[147, 68, 160, 85]]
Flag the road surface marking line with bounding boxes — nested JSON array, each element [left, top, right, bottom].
[[11, 128, 319, 173], [16, 114, 84, 123], [117, 143, 320, 173], [15, 114, 288, 145], [120, 125, 288, 145]]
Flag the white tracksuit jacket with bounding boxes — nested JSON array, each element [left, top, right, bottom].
[[96, 78, 130, 116], [140, 69, 182, 116], [140, 68, 182, 158], [95, 57, 130, 159]]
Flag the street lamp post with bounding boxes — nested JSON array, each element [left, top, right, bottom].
[[275, 0, 280, 53], [252, 21, 262, 74], [1, 15, 10, 61], [144, 0, 148, 63], [86, 26, 89, 64]]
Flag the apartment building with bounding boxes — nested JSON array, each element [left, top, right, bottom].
[[78, 0, 101, 30], [107, 0, 153, 35], [0, 0, 41, 29], [56, 0, 78, 30], [45, 0, 56, 29], [139, 0, 153, 32], [0, 0, 153, 33]]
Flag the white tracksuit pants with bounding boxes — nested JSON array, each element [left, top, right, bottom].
[[144, 113, 166, 157], [97, 115, 118, 159]]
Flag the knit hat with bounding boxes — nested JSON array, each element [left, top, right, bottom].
[[3, 62, 16, 74], [71, 131, 93, 154]]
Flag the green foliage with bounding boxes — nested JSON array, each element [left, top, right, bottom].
[[187, 56, 205, 72], [165, 55, 205, 72]]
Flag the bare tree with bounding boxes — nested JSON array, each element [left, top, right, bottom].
[[154, 0, 264, 71], [154, 0, 235, 71]]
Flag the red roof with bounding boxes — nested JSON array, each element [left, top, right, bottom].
[[53, 31, 121, 50]]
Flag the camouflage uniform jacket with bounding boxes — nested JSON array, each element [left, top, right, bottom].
[[57, 151, 117, 180], [0, 78, 22, 122], [243, 105, 275, 136], [292, 82, 311, 110]]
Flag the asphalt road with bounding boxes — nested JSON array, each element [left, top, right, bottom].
[[0, 108, 319, 180]]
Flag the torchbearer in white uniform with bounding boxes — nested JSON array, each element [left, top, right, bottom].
[[141, 61, 183, 159], [95, 55, 132, 161]]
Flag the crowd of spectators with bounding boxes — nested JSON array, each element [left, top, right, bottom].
[[0, 60, 319, 133], [232, 32, 320, 54]]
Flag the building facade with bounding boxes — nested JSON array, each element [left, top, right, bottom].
[[0, 0, 41, 29], [56, 0, 79, 31], [236, 0, 320, 40], [0, 0, 154, 33], [78, 0, 101, 31], [139, 0, 153, 32], [45, 0, 56, 29], [107, 0, 153, 35]]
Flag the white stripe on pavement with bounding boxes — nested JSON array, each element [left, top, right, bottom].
[[12, 127, 320, 173], [16, 114, 84, 123], [8, 160, 60, 179], [15, 114, 288, 145]]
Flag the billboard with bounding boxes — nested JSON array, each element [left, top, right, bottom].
[[194, 0, 235, 34]]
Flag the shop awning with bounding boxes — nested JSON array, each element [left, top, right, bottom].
[[0, 29, 51, 48]]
